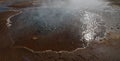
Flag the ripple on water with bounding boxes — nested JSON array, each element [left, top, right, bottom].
[[81, 11, 106, 42]]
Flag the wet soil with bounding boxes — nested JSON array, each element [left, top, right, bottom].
[[0, 33, 120, 61], [0, 11, 19, 48]]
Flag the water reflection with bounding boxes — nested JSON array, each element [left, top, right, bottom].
[[81, 11, 106, 42]]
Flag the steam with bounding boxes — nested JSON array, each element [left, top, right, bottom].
[[11, 0, 107, 44], [33, 0, 107, 41], [34, 0, 108, 10], [81, 11, 106, 41]]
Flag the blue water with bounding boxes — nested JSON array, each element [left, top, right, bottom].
[[0, 7, 10, 12]]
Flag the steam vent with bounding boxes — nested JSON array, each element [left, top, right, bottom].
[[0, 0, 120, 61]]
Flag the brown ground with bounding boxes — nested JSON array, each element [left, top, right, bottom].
[[8, 1, 33, 8], [0, 11, 20, 48], [0, 32, 120, 61]]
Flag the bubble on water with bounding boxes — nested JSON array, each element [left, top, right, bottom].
[[80, 11, 106, 42]]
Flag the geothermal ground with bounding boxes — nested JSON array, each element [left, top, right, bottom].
[[0, 0, 120, 61]]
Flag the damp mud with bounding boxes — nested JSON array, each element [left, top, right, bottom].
[[0, 0, 120, 61]]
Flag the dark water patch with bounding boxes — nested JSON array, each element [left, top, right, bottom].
[[10, 7, 87, 51], [9, 6, 108, 51], [0, 7, 11, 12]]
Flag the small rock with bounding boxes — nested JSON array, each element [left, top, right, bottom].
[[32, 36, 38, 40]]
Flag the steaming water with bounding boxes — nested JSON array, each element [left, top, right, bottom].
[[12, 0, 108, 41], [1, 0, 119, 51], [81, 11, 106, 41]]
